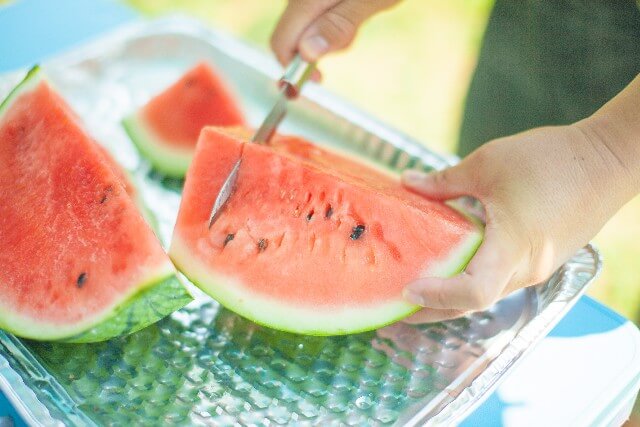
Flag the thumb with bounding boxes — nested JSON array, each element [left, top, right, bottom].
[[298, 0, 399, 61], [402, 225, 520, 311], [401, 166, 473, 200]]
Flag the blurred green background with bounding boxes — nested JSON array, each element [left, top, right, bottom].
[[125, 0, 640, 328]]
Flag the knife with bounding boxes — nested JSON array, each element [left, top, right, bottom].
[[208, 55, 315, 228]]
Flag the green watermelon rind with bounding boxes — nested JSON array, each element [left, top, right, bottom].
[[0, 67, 193, 342], [122, 114, 193, 179], [61, 274, 193, 343], [169, 225, 482, 336], [0, 265, 192, 342], [0, 65, 43, 117], [122, 168, 160, 232], [134, 189, 161, 233]]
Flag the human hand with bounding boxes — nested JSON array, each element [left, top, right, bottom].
[[401, 107, 640, 323], [271, 0, 401, 68]]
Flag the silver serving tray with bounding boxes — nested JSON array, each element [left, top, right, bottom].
[[0, 17, 601, 426]]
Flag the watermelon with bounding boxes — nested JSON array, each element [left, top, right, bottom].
[[0, 67, 192, 342], [122, 62, 245, 178], [95, 144, 158, 230], [169, 127, 483, 335]]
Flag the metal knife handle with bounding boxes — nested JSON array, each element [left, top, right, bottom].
[[278, 54, 314, 99]]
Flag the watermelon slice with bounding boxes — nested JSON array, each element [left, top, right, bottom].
[[170, 127, 483, 335], [0, 67, 192, 342], [122, 62, 245, 178], [95, 144, 158, 231], [95, 144, 138, 201]]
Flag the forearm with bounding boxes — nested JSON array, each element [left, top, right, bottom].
[[579, 73, 640, 191]]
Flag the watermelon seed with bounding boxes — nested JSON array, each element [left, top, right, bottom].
[[258, 239, 268, 252], [350, 225, 366, 240], [325, 205, 333, 219], [100, 185, 113, 204], [76, 272, 87, 288], [306, 210, 314, 221], [223, 233, 235, 246]]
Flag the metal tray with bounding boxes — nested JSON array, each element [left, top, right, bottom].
[[0, 17, 601, 426]]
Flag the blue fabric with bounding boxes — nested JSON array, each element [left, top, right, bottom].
[[0, 391, 26, 427], [0, 0, 632, 425], [548, 295, 628, 338], [0, 0, 135, 72], [460, 296, 629, 427]]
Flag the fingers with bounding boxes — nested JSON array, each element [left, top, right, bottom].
[[271, 0, 340, 65], [403, 225, 521, 311], [271, 0, 400, 65], [297, 0, 398, 62], [402, 166, 473, 200], [403, 308, 468, 324]]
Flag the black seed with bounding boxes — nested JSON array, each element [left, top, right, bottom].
[[223, 233, 235, 246], [100, 185, 113, 204], [350, 225, 366, 240], [257, 239, 268, 252], [184, 77, 195, 88], [306, 210, 314, 221], [325, 205, 333, 219], [76, 272, 87, 288]]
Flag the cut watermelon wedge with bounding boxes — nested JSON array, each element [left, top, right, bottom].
[[0, 67, 192, 342], [95, 144, 158, 231], [122, 62, 245, 178], [170, 127, 483, 335]]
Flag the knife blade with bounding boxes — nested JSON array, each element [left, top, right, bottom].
[[251, 86, 289, 144], [208, 55, 314, 228]]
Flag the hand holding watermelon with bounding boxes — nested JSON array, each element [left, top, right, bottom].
[[271, 4, 640, 321], [402, 74, 640, 322]]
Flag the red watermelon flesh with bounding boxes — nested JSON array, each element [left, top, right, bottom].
[[170, 127, 482, 335], [0, 68, 191, 342], [94, 144, 158, 230], [95, 144, 136, 198], [122, 62, 245, 178]]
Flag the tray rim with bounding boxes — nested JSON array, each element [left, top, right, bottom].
[[0, 16, 603, 426]]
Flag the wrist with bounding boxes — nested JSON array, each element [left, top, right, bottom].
[[575, 110, 640, 192], [567, 117, 638, 217], [578, 74, 640, 187]]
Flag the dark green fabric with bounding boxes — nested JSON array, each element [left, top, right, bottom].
[[458, 0, 640, 157]]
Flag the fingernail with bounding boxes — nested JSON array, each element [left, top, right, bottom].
[[300, 35, 329, 60], [403, 288, 424, 306], [402, 169, 428, 185]]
